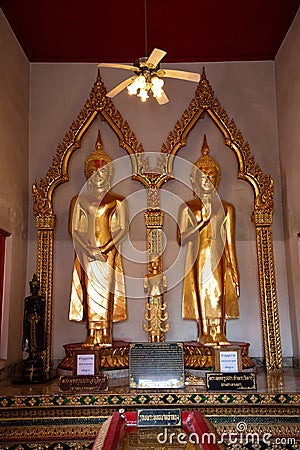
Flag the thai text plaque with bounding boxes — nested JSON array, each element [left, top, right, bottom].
[[206, 372, 256, 391], [129, 342, 185, 389], [137, 408, 182, 427], [59, 374, 108, 393]]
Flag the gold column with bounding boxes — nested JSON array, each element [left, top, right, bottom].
[[142, 188, 170, 341], [253, 211, 282, 371], [35, 215, 56, 375]]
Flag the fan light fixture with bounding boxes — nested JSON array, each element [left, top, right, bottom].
[[98, 1, 199, 105], [127, 73, 164, 102], [126, 56, 167, 103], [98, 48, 200, 105]]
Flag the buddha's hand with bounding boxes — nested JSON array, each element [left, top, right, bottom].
[[88, 246, 108, 262]]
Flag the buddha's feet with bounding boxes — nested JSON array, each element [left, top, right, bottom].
[[82, 336, 95, 348], [214, 333, 231, 346], [83, 329, 112, 348], [198, 334, 218, 346], [198, 332, 231, 347], [93, 328, 112, 348]]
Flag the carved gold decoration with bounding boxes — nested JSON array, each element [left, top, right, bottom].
[[1, 387, 300, 446], [147, 188, 160, 209], [59, 341, 253, 371], [32, 71, 143, 373], [184, 343, 214, 368], [132, 140, 172, 343], [142, 295, 170, 342], [2, 407, 300, 446], [184, 372, 206, 386], [32, 71, 143, 217], [101, 345, 129, 369], [183, 342, 254, 369], [143, 191, 170, 341], [144, 210, 164, 228], [132, 153, 173, 188], [255, 226, 282, 371], [160, 67, 281, 371], [33, 67, 281, 373], [58, 342, 129, 370], [36, 226, 55, 373]]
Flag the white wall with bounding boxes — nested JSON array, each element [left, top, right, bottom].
[[0, 10, 30, 368], [275, 7, 300, 363], [28, 60, 292, 362]]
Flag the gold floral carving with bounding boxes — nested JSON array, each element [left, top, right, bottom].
[[32, 71, 143, 218], [32, 71, 144, 372], [36, 228, 54, 372], [33, 68, 282, 373], [159, 67, 281, 371]]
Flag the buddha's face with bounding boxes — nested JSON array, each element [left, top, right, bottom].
[[29, 282, 39, 295], [88, 162, 111, 188], [192, 166, 218, 194], [200, 166, 217, 190]]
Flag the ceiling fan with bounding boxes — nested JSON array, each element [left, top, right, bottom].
[[98, 48, 200, 105]]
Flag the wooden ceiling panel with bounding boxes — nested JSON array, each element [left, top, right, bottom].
[[0, 0, 299, 62]]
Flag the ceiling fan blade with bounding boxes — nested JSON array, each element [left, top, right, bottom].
[[106, 76, 137, 98], [98, 62, 139, 72], [158, 69, 200, 82], [155, 90, 169, 105], [146, 48, 167, 68]]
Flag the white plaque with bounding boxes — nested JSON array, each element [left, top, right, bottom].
[[219, 351, 239, 372]]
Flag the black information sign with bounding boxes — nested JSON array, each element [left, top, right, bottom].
[[129, 342, 185, 389], [206, 372, 257, 391], [59, 374, 108, 393], [137, 408, 182, 427]]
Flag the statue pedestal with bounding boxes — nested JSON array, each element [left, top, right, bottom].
[[58, 341, 130, 372], [21, 356, 46, 383], [12, 360, 57, 385], [184, 341, 255, 370], [58, 340, 255, 372]]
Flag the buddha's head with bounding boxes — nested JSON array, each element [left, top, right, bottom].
[[191, 135, 221, 193], [84, 130, 112, 188], [29, 273, 40, 295]]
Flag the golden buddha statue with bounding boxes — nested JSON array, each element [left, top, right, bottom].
[[178, 135, 240, 346], [68, 131, 128, 347]]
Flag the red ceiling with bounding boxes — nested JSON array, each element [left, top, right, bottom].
[[0, 0, 299, 63]]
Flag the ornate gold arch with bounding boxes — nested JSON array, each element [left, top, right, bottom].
[[32, 72, 144, 373], [32, 68, 282, 374], [160, 68, 282, 372]]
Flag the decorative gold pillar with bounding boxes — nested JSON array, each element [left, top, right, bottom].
[[253, 212, 282, 371], [142, 187, 170, 341], [35, 215, 56, 375]]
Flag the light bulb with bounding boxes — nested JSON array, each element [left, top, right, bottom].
[[127, 75, 147, 96], [137, 88, 149, 102], [151, 76, 164, 98], [151, 76, 164, 88], [127, 79, 139, 95], [136, 75, 146, 89]]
